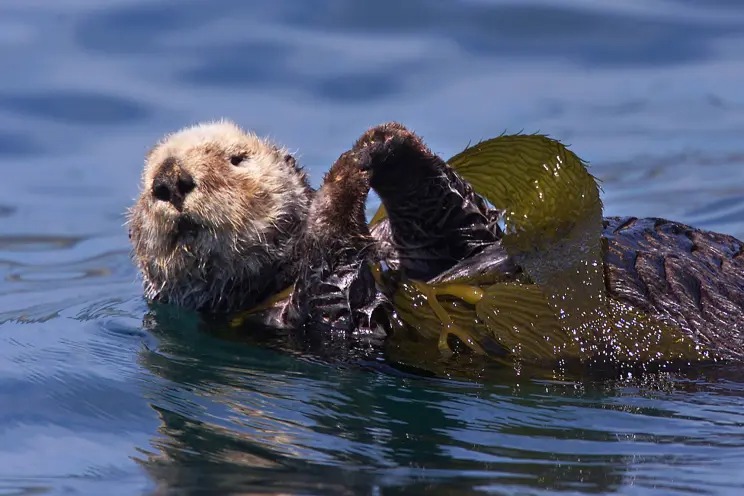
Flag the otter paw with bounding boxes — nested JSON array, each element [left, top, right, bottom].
[[351, 122, 421, 172]]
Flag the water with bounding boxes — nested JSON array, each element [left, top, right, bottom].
[[1, 0, 744, 494]]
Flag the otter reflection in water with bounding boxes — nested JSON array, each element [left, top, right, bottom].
[[128, 120, 744, 365]]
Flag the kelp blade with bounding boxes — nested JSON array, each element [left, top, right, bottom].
[[447, 134, 607, 328], [380, 134, 710, 365]]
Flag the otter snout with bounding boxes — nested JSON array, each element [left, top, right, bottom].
[[151, 157, 196, 211]]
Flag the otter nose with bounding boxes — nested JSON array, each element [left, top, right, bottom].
[[151, 158, 196, 209]]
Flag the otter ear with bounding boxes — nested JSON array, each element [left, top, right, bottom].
[[284, 153, 297, 169]]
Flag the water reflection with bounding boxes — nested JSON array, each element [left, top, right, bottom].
[[135, 307, 744, 494]]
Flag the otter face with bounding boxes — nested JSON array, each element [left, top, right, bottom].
[[128, 120, 311, 312]]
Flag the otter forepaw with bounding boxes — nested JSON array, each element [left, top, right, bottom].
[[351, 122, 426, 174]]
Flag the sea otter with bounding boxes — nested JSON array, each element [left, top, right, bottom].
[[128, 120, 744, 360]]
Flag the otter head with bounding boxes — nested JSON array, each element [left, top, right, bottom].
[[127, 120, 312, 312]]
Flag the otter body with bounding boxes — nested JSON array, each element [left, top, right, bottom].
[[603, 216, 744, 358], [129, 121, 744, 361]]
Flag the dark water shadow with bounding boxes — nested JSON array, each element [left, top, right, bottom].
[[0, 91, 150, 125], [76, 1, 744, 67], [72, 0, 744, 107], [0, 131, 45, 157]]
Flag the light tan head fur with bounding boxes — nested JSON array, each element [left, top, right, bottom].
[[128, 120, 311, 312]]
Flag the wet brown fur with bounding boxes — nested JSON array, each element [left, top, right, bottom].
[[289, 151, 388, 332], [305, 151, 371, 244], [353, 122, 502, 280]]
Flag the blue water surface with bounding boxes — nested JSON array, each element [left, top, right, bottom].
[[1, 1, 744, 494]]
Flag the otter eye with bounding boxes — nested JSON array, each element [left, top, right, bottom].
[[230, 154, 246, 166]]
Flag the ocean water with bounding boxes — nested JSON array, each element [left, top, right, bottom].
[[1, 0, 744, 494]]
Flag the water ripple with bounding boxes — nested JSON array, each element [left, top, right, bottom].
[[0, 91, 150, 125], [2, 0, 744, 494]]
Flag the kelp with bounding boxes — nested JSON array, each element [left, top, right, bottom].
[[377, 135, 708, 366], [229, 134, 709, 370]]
